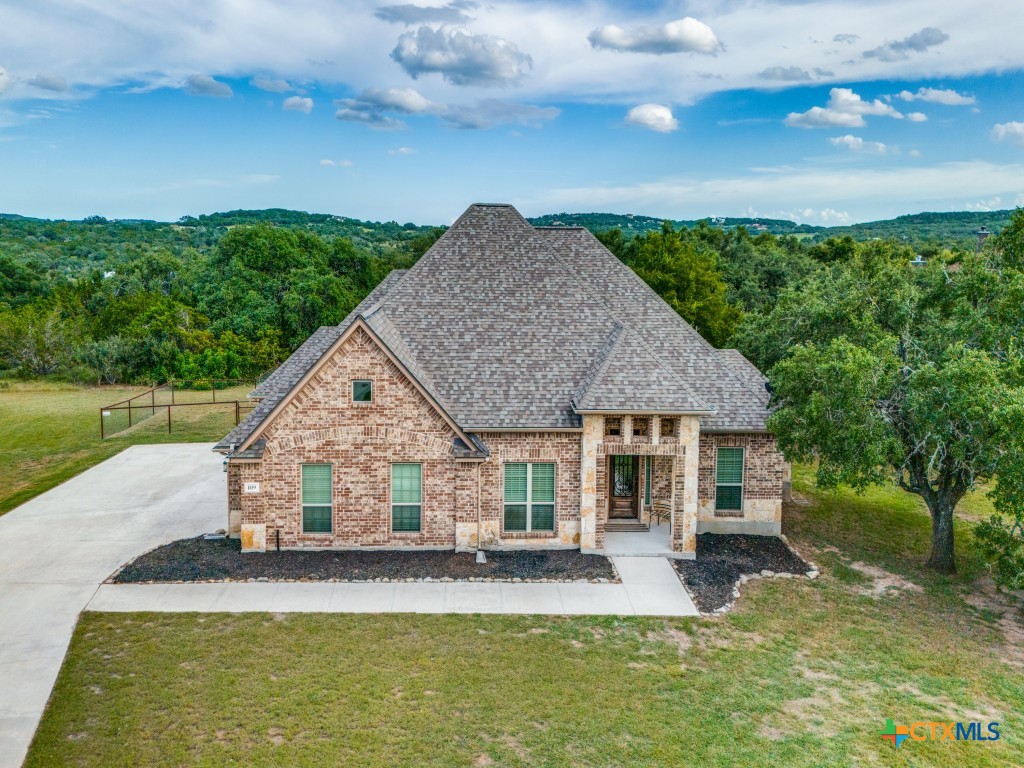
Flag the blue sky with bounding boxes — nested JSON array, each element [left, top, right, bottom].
[[0, 0, 1022, 225]]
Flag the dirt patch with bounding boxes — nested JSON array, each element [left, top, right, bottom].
[[963, 578, 1024, 668], [112, 536, 617, 584], [848, 561, 922, 598], [672, 534, 810, 613], [646, 626, 692, 656]]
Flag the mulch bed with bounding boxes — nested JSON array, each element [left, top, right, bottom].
[[112, 536, 619, 584], [673, 534, 811, 613]]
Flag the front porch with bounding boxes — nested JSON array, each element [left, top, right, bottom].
[[603, 523, 676, 557], [579, 414, 700, 558]]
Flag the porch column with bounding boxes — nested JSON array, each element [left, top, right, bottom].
[[672, 416, 700, 556], [580, 414, 603, 552]]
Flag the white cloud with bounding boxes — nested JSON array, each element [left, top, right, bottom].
[[388, 146, 416, 155], [830, 134, 889, 153], [0, 1, 1015, 122], [360, 87, 437, 114], [335, 87, 557, 131], [252, 77, 293, 93], [526, 161, 1024, 224], [897, 87, 975, 105], [320, 158, 353, 167], [992, 122, 1024, 147], [906, 111, 927, 122], [758, 66, 812, 82], [185, 74, 232, 98], [863, 27, 949, 61], [0, 67, 10, 95], [390, 26, 531, 86], [26, 73, 68, 92], [441, 99, 559, 129], [283, 95, 313, 113], [625, 103, 678, 132], [785, 87, 902, 128], [375, 2, 476, 25], [588, 18, 721, 55]]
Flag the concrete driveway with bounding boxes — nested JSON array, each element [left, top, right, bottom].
[[0, 444, 225, 768], [0, 444, 697, 768]]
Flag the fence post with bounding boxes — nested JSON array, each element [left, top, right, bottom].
[[212, 381, 217, 403], [128, 401, 133, 428], [235, 400, 240, 425], [100, 408, 104, 440], [168, 404, 172, 434], [151, 388, 155, 416], [171, 381, 175, 404]]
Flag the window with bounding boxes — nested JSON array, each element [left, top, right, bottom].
[[504, 462, 555, 532], [391, 463, 422, 532], [715, 447, 744, 512], [605, 418, 621, 437], [633, 418, 648, 436], [644, 457, 652, 507], [301, 464, 332, 533], [661, 418, 676, 437], [352, 380, 372, 402]]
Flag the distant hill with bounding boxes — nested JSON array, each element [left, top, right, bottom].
[[527, 212, 824, 237], [0, 206, 1014, 278], [527, 209, 1014, 248]]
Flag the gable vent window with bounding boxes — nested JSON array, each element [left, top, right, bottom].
[[715, 447, 744, 513], [352, 380, 372, 402], [504, 462, 556, 532]]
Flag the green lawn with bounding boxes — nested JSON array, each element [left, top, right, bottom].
[[0, 380, 249, 515], [25, 467, 1024, 766]]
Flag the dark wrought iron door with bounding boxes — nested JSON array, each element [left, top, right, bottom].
[[609, 455, 638, 518]]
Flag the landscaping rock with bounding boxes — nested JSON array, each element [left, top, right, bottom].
[[113, 537, 618, 584], [672, 534, 811, 614]]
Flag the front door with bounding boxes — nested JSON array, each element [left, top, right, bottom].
[[609, 455, 638, 519]]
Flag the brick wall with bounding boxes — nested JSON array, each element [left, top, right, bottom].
[[477, 432, 582, 548], [697, 433, 784, 523], [236, 327, 460, 549], [232, 327, 585, 551]]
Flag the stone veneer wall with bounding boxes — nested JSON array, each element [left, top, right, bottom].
[[696, 432, 785, 535]]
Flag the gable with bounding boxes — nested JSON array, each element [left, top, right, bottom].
[[260, 326, 458, 453]]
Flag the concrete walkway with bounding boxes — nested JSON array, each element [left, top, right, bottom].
[[0, 444, 696, 768], [88, 556, 697, 617], [0, 444, 226, 768]]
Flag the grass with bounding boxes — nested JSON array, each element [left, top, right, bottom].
[[26, 466, 1024, 766], [0, 380, 249, 515]]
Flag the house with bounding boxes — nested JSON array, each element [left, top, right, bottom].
[[214, 204, 789, 557]]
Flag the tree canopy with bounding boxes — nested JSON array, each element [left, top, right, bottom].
[[741, 221, 1024, 575]]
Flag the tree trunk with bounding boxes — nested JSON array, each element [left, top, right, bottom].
[[925, 495, 956, 574]]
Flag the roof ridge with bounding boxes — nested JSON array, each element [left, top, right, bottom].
[[525, 225, 714, 414], [571, 323, 624, 408], [566, 227, 768, 404]]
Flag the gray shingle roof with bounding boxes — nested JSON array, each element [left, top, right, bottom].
[[536, 226, 771, 431], [216, 204, 772, 453], [213, 269, 409, 453]]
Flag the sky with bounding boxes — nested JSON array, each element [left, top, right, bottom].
[[0, 0, 1022, 225]]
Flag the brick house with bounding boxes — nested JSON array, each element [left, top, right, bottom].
[[214, 204, 789, 557]]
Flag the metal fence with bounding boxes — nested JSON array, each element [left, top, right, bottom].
[[99, 379, 259, 439]]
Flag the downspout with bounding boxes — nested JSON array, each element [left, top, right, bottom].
[[475, 460, 486, 564]]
